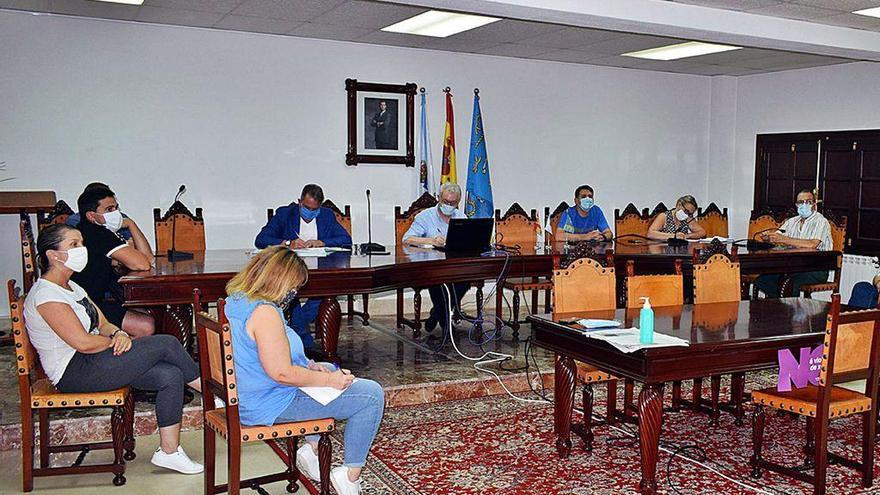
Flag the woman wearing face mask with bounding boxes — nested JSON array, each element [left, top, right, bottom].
[[224, 246, 384, 495], [24, 224, 206, 474], [647, 195, 707, 241]]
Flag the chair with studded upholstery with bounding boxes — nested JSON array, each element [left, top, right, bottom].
[[697, 203, 729, 238], [20, 212, 39, 294], [194, 290, 334, 495], [743, 208, 788, 298], [494, 203, 546, 340], [36, 200, 75, 232], [543, 201, 570, 245], [750, 295, 880, 495], [153, 201, 206, 254], [799, 213, 847, 299], [9, 280, 135, 492], [552, 244, 619, 451], [614, 203, 651, 239]]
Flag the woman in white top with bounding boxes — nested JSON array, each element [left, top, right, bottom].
[[24, 224, 203, 474]]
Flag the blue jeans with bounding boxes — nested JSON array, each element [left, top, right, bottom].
[[276, 375, 385, 468], [290, 298, 321, 348]]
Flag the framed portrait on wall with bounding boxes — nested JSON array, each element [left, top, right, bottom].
[[345, 79, 416, 166]]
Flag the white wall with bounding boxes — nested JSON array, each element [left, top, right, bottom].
[[0, 10, 715, 315], [718, 61, 880, 236]]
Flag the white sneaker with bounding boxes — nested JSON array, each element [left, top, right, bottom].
[[150, 446, 204, 474], [296, 444, 320, 482], [330, 466, 362, 495]]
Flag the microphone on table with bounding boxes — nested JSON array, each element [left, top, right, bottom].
[[738, 227, 786, 251], [167, 184, 194, 261], [359, 189, 387, 254]]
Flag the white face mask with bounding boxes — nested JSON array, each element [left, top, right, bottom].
[[675, 209, 690, 222], [101, 210, 123, 232], [62, 247, 89, 272]]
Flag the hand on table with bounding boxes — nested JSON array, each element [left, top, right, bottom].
[[432, 236, 446, 246], [304, 240, 325, 248]]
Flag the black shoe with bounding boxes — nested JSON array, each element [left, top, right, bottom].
[[423, 314, 438, 333]]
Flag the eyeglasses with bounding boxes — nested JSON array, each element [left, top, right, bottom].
[[795, 200, 815, 206]]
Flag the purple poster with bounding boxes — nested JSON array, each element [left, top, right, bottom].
[[777, 345, 824, 392]]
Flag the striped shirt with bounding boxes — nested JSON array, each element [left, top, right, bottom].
[[779, 212, 833, 251]]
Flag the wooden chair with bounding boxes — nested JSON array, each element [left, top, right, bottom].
[[614, 203, 650, 239], [494, 203, 547, 340], [751, 295, 880, 495], [395, 192, 438, 334], [620, 260, 684, 419], [743, 208, 788, 298], [9, 280, 135, 492], [20, 212, 38, 294], [552, 245, 618, 451], [685, 240, 746, 426], [697, 203, 729, 238], [800, 214, 847, 299], [647, 202, 669, 227], [37, 200, 75, 232], [543, 201, 569, 244], [153, 201, 206, 253], [321, 200, 370, 325], [194, 291, 334, 495]]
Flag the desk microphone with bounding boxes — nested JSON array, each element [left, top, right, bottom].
[[167, 184, 194, 261], [360, 189, 386, 254], [734, 227, 786, 251]]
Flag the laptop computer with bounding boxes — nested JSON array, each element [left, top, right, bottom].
[[435, 218, 494, 256]]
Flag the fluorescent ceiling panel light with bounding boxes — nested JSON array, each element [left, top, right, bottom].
[[853, 7, 880, 18], [622, 41, 741, 61], [91, 0, 145, 4], [382, 10, 500, 38]]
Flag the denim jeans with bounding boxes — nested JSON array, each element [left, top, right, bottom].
[[275, 371, 384, 468], [289, 298, 321, 348]]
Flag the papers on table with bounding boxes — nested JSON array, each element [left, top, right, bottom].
[[575, 328, 689, 353], [324, 246, 351, 252], [688, 236, 730, 243], [576, 319, 622, 330], [299, 379, 359, 406], [293, 247, 329, 257]]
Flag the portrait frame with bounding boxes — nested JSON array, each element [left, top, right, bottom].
[[345, 78, 417, 167]]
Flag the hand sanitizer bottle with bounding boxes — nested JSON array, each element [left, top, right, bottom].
[[639, 296, 654, 344]]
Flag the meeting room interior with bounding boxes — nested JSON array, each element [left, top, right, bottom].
[[4, 0, 880, 494]]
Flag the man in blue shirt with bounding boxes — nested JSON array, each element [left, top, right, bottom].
[[255, 184, 352, 349], [402, 183, 470, 334], [555, 184, 613, 242]]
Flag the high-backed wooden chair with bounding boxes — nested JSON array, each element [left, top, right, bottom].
[[194, 291, 334, 495], [9, 280, 135, 491], [747, 208, 785, 240], [395, 192, 438, 333], [543, 202, 569, 245], [321, 199, 370, 325], [647, 202, 669, 227], [800, 214, 847, 299], [20, 213, 38, 294], [687, 240, 745, 425], [697, 203, 729, 238], [37, 200, 75, 232], [552, 246, 618, 451], [153, 201, 206, 253], [751, 295, 880, 495], [494, 203, 547, 340], [614, 203, 650, 239]]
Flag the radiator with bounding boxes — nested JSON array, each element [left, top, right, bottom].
[[810, 254, 879, 303]]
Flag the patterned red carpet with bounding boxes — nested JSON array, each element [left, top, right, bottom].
[[344, 374, 880, 495]]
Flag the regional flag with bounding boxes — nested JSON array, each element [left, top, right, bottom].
[[418, 89, 435, 195], [440, 90, 457, 184], [465, 90, 493, 218]]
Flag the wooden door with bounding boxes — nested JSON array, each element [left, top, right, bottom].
[[754, 137, 818, 212]]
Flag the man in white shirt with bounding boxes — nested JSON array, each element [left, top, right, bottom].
[[754, 190, 834, 298]]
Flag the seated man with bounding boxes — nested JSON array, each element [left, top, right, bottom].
[[67, 182, 133, 241], [73, 185, 156, 337], [754, 189, 833, 298], [555, 184, 613, 242], [402, 182, 470, 333], [255, 184, 352, 349]]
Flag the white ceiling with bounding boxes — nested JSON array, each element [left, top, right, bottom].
[[0, 0, 873, 75], [667, 1, 880, 32]]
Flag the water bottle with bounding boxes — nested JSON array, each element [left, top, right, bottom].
[[639, 296, 654, 344]]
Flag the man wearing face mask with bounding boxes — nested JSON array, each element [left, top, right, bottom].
[[754, 189, 833, 298], [255, 184, 352, 350], [555, 185, 613, 242], [402, 182, 470, 333], [74, 185, 156, 337], [66, 182, 133, 241]]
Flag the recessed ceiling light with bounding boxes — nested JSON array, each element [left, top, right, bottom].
[[622, 41, 741, 61], [91, 0, 145, 4], [853, 7, 880, 18], [381, 10, 500, 38]]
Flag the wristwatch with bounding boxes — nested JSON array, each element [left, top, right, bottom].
[[283, 240, 292, 247], [110, 329, 129, 339]]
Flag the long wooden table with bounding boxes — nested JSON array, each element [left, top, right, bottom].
[[527, 298, 831, 495], [118, 243, 837, 361]]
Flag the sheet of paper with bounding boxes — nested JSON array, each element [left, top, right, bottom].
[[293, 247, 329, 257], [576, 319, 622, 329], [688, 236, 730, 243], [324, 247, 351, 252], [298, 379, 359, 406], [582, 328, 689, 353]]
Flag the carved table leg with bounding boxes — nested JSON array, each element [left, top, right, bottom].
[[147, 305, 194, 355], [554, 354, 576, 458], [731, 372, 746, 427], [317, 297, 341, 364], [638, 384, 663, 495]]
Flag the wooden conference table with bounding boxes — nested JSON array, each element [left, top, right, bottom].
[[527, 298, 831, 495], [118, 241, 837, 362]]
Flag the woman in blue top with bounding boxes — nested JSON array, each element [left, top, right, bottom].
[[555, 184, 613, 242], [224, 246, 384, 495]]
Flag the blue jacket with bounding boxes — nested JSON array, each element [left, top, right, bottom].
[[255, 203, 352, 249]]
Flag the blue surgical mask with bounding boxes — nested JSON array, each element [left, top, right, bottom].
[[439, 203, 456, 216], [797, 203, 813, 219], [300, 206, 319, 222], [579, 197, 594, 211]]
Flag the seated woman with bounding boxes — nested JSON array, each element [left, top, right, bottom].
[[24, 224, 204, 475], [647, 195, 706, 241], [224, 246, 384, 495]]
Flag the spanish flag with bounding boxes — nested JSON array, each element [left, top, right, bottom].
[[440, 90, 457, 184]]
